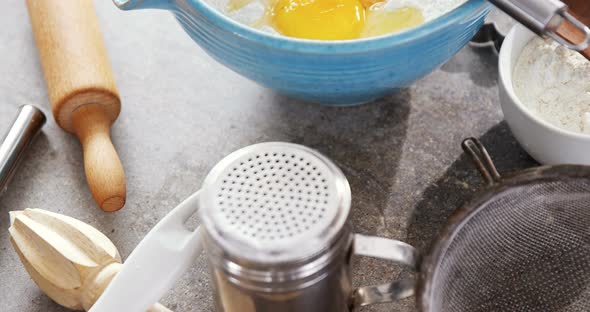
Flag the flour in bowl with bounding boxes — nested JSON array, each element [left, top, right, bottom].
[[204, 0, 467, 39], [379, 0, 467, 21], [513, 38, 590, 134]]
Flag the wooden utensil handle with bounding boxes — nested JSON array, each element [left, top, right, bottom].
[[556, 0, 590, 60], [26, 0, 126, 211], [72, 105, 126, 212], [556, 22, 590, 60]]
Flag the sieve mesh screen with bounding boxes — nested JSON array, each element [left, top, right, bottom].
[[429, 179, 590, 312]]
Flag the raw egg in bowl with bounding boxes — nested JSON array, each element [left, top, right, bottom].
[[232, 0, 426, 40], [114, 0, 490, 106]]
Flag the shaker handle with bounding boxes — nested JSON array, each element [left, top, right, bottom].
[[352, 234, 419, 308], [90, 191, 205, 312]]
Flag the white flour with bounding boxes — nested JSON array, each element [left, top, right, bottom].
[[514, 37, 590, 134], [204, 0, 466, 34], [381, 0, 466, 21]]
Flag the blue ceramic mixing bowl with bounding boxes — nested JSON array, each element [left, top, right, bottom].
[[114, 0, 491, 105]]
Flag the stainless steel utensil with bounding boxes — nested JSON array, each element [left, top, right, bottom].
[[418, 138, 590, 311], [0, 105, 46, 194], [487, 0, 590, 51], [91, 142, 419, 312]]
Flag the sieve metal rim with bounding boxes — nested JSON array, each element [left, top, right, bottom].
[[416, 139, 590, 311], [198, 142, 352, 264]]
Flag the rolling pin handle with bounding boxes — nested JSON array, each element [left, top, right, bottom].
[[72, 105, 126, 212]]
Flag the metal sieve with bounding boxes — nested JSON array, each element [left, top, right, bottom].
[[91, 142, 418, 312], [417, 138, 590, 312]]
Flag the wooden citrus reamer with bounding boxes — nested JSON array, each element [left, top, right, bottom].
[[26, 0, 126, 211], [9, 208, 170, 312]]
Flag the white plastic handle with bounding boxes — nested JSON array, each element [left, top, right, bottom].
[[90, 191, 204, 312]]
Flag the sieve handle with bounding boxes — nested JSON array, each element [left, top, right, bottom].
[[351, 234, 419, 308], [90, 191, 204, 312], [461, 138, 502, 185]]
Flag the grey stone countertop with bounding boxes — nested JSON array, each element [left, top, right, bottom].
[[0, 1, 535, 311]]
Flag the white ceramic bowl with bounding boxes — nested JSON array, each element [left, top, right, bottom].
[[499, 24, 590, 165]]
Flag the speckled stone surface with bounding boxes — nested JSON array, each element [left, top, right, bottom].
[[0, 1, 534, 311]]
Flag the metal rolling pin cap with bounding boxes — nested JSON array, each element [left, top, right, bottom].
[[0, 105, 46, 194]]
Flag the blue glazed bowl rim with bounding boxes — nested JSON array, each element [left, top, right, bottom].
[[184, 0, 489, 53]]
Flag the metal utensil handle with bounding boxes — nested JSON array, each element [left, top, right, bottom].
[[489, 0, 590, 51], [0, 105, 46, 194], [461, 138, 502, 185], [90, 191, 204, 312], [351, 234, 419, 308]]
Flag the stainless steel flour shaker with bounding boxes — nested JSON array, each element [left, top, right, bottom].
[[91, 142, 418, 312]]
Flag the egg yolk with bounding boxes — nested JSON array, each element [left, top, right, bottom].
[[271, 0, 366, 40], [226, 0, 425, 40]]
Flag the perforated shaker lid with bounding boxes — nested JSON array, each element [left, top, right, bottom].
[[199, 142, 351, 263]]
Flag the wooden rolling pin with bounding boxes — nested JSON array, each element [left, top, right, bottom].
[[26, 0, 126, 211], [9, 209, 170, 312]]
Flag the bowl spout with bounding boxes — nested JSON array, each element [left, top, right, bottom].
[[112, 0, 173, 10]]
